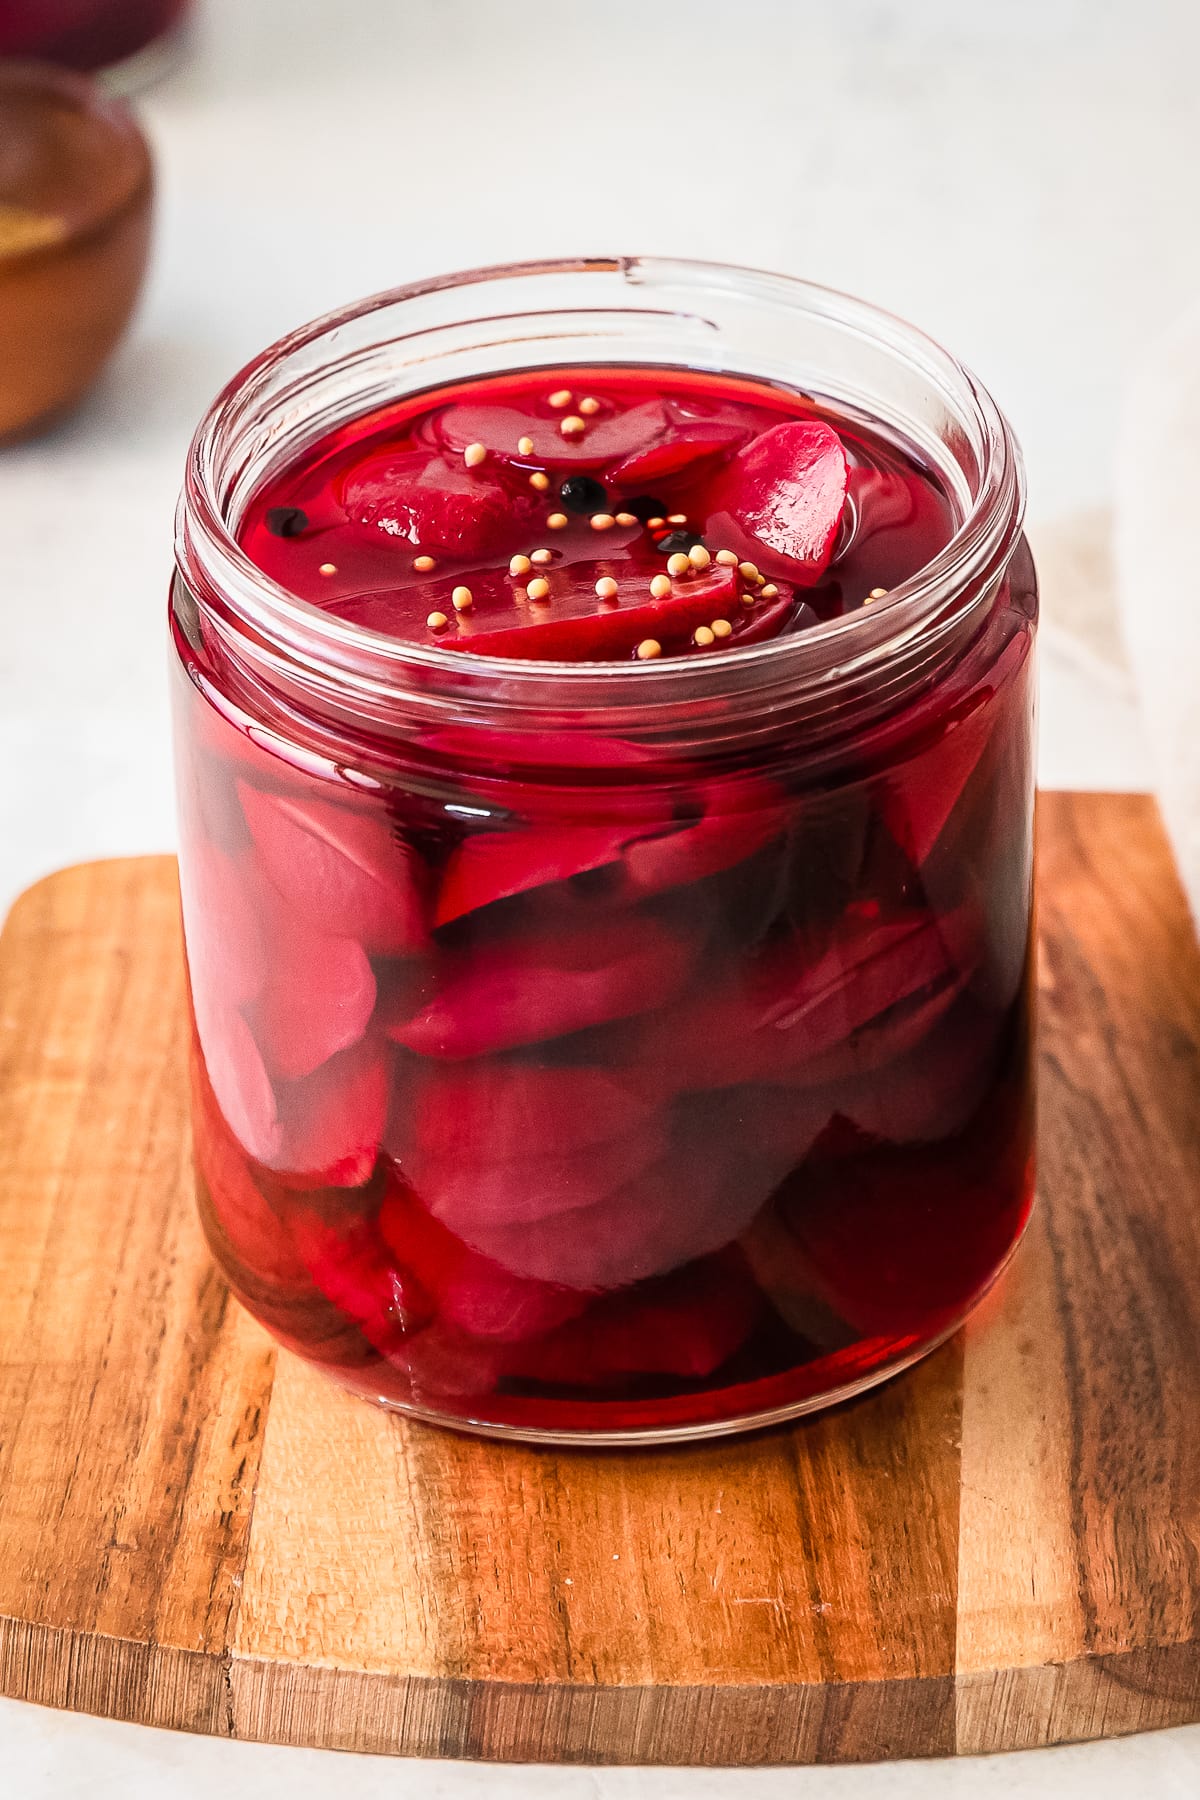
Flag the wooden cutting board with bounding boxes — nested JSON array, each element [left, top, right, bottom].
[[0, 793, 1197, 1766]]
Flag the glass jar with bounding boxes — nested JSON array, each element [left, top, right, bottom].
[[0, 2, 192, 81], [171, 257, 1036, 1444]]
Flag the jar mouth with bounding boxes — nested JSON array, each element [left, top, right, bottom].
[[177, 255, 1025, 732]]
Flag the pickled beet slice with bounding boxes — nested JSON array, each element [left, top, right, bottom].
[[432, 397, 672, 471], [389, 911, 697, 1058], [237, 782, 427, 955], [341, 447, 534, 556], [441, 563, 742, 662], [195, 1005, 283, 1167], [622, 778, 789, 896], [396, 1321, 515, 1401], [704, 421, 848, 583], [399, 1062, 658, 1167], [607, 421, 749, 489], [435, 822, 630, 924], [413, 1121, 668, 1234], [253, 907, 376, 1081], [178, 841, 264, 1013], [686, 1082, 833, 1172], [191, 1058, 310, 1290], [378, 1185, 586, 1341], [626, 907, 959, 1092], [420, 723, 650, 774], [828, 1000, 1001, 1147], [290, 1215, 431, 1360], [526, 1252, 761, 1384], [265, 1036, 390, 1187], [434, 779, 783, 922], [462, 1134, 772, 1290], [779, 1115, 1031, 1337], [880, 629, 1030, 866]]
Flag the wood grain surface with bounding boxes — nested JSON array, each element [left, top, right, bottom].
[[0, 793, 1197, 1765]]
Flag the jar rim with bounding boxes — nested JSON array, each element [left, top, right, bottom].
[[176, 255, 1026, 734]]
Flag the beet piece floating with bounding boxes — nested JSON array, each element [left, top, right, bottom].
[[291, 1213, 432, 1361], [343, 446, 536, 557], [432, 395, 674, 471], [440, 563, 746, 661], [459, 1140, 773, 1291], [703, 420, 849, 582], [237, 782, 427, 955], [389, 910, 697, 1058], [378, 1184, 587, 1342], [625, 905, 963, 1093], [398, 1061, 658, 1167], [253, 901, 377, 1081], [178, 840, 265, 1015], [434, 776, 786, 922], [265, 1036, 391, 1188], [434, 821, 630, 923], [194, 1004, 282, 1168], [525, 1252, 762, 1384], [607, 419, 751, 488], [191, 1058, 311, 1292], [413, 1120, 668, 1235]]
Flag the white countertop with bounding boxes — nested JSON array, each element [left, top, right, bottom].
[[1, 0, 1196, 1791]]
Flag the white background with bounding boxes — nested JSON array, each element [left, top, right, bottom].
[[1, 0, 1197, 1791]]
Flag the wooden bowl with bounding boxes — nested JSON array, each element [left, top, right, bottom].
[[0, 59, 153, 440]]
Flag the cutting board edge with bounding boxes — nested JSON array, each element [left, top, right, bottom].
[[5, 1618, 1198, 1764]]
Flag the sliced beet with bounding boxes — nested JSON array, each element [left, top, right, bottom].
[[341, 446, 534, 556], [703, 420, 848, 584], [879, 629, 1030, 867], [440, 563, 742, 661], [778, 1091, 1032, 1337], [683, 1081, 833, 1172], [194, 1004, 283, 1167], [625, 906, 961, 1092], [253, 908, 377, 1081], [238, 782, 427, 956], [433, 779, 784, 923], [397, 1061, 658, 1168], [266, 1036, 390, 1187], [178, 841, 265, 1013], [525, 1252, 762, 1384], [432, 396, 672, 471], [461, 1133, 773, 1290], [434, 821, 630, 924], [419, 723, 650, 773], [412, 1121, 667, 1234], [290, 1214, 432, 1359], [828, 999, 1001, 1147], [191, 1056, 311, 1290], [396, 1320, 514, 1402], [621, 778, 789, 895], [608, 420, 749, 489], [388, 910, 697, 1058], [378, 1184, 587, 1341]]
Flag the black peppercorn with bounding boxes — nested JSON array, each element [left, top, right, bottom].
[[558, 475, 608, 515], [265, 506, 309, 538]]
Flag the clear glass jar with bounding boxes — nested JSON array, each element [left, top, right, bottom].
[[171, 257, 1036, 1444], [0, 2, 192, 80]]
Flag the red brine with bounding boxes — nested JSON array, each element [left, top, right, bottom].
[[239, 367, 956, 660], [175, 351, 1036, 1439]]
